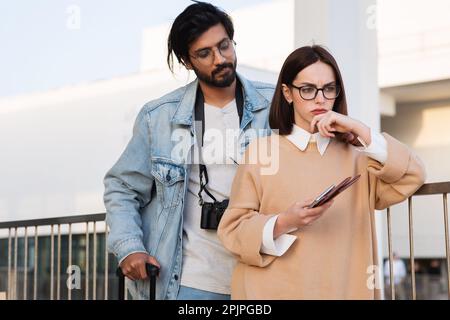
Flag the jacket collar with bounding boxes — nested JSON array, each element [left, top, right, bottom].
[[171, 73, 269, 126]]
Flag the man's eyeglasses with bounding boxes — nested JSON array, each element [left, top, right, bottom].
[[291, 84, 341, 100], [190, 38, 236, 66]]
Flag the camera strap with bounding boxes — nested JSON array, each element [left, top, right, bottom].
[[194, 79, 244, 205]]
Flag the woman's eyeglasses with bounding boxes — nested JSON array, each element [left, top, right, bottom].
[[291, 84, 341, 100]]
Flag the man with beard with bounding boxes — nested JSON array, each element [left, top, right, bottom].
[[103, 1, 274, 300]]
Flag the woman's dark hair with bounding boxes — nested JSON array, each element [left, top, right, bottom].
[[269, 45, 348, 136], [167, 1, 234, 72]]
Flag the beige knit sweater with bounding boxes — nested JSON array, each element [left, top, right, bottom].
[[217, 133, 426, 300]]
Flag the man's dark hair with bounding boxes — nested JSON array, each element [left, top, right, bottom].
[[167, 1, 234, 72]]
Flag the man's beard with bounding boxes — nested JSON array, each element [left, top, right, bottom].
[[193, 60, 237, 88]]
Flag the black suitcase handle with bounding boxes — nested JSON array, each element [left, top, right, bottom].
[[116, 263, 160, 300]]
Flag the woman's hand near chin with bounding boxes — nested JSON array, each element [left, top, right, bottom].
[[310, 111, 371, 146]]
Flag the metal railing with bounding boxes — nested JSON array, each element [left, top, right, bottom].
[[1, 182, 449, 300], [0, 213, 122, 300], [385, 182, 450, 300]]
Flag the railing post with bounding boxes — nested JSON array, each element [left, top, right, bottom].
[[13, 227, 18, 300], [50, 224, 54, 300], [387, 207, 396, 300], [33, 226, 38, 300], [85, 222, 89, 300], [7, 228, 12, 300], [408, 197, 416, 300], [104, 226, 109, 300], [24, 227, 28, 300], [57, 224, 61, 300], [443, 193, 450, 299], [68, 223, 72, 300], [93, 221, 97, 300]]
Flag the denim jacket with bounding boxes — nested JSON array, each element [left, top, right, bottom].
[[103, 73, 274, 299]]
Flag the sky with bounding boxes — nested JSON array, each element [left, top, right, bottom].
[[0, 0, 269, 98]]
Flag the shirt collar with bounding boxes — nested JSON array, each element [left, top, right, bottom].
[[170, 73, 269, 126], [286, 124, 331, 156]]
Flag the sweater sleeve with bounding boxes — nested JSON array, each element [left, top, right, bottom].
[[217, 142, 277, 268], [367, 133, 426, 210]]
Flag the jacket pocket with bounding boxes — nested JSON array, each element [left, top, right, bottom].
[[151, 157, 185, 209]]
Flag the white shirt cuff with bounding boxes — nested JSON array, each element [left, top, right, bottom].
[[356, 130, 388, 164], [260, 215, 297, 256]]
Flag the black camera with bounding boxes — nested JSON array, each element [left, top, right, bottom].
[[200, 199, 229, 230]]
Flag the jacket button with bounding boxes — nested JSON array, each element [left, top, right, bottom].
[[174, 274, 179, 280]]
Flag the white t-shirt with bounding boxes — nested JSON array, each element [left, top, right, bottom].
[[181, 99, 241, 294]]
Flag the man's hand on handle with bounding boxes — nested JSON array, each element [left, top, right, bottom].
[[120, 252, 161, 281]]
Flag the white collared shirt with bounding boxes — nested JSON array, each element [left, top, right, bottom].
[[260, 124, 388, 257], [286, 124, 331, 156]]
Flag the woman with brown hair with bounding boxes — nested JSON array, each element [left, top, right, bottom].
[[217, 45, 426, 299]]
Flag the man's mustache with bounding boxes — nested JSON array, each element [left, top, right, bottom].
[[212, 63, 234, 77]]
